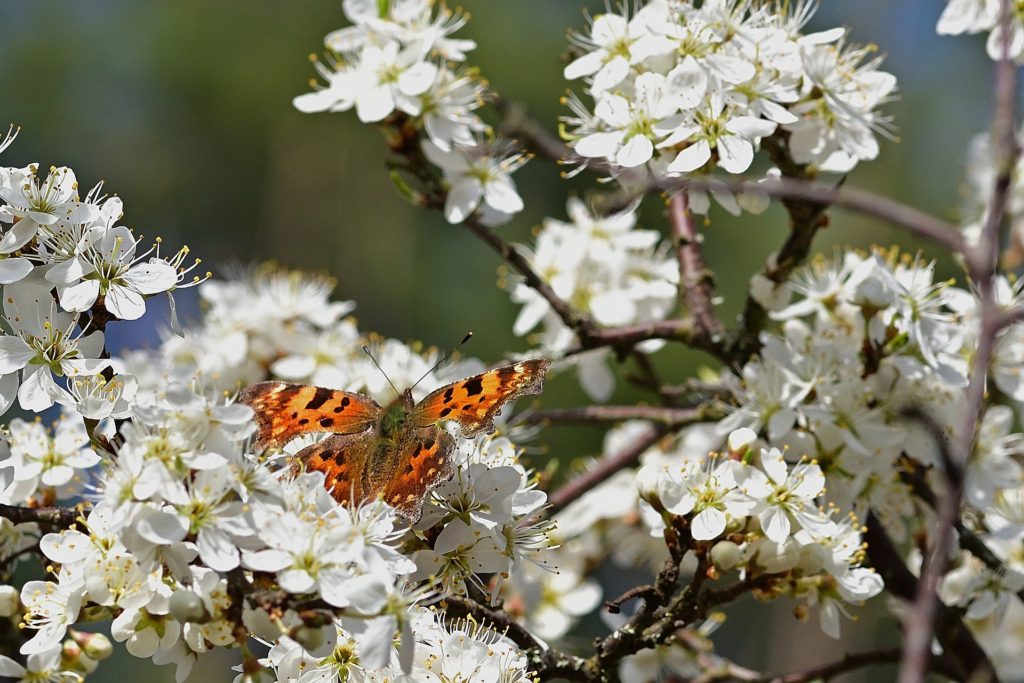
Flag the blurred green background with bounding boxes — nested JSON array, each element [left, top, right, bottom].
[[0, 1, 996, 681]]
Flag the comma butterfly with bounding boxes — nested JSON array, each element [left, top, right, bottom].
[[238, 358, 550, 522]]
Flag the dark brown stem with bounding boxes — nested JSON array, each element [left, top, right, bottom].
[[662, 175, 967, 256], [519, 403, 721, 428], [898, 453, 1024, 604], [545, 426, 670, 517], [440, 594, 590, 680], [668, 192, 725, 347], [462, 215, 590, 335], [0, 503, 79, 529], [899, 3, 1019, 680], [865, 515, 1000, 682], [750, 648, 956, 683], [724, 136, 831, 363]]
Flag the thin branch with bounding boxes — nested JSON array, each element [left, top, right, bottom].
[[546, 426, 670, 516], [899, 3, 1019, 680], [0, 503, 79, 529], [898, 453, 1024, 604], [462, 215, 590, 334], [440, 594, 590, 680], [666, 175, 967, 256], [668, 192, 726, 346], [864, 515, 1000, 682], [755, 648, 904, 683], [518, 403, 720, 428]]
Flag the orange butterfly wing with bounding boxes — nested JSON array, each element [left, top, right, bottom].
[[238, 382, 381, 450], [292, 430, 376, 507], [410, 359, 550, 437], [382, 428, 456, 520]]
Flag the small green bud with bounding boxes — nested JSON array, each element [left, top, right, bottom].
[[0, 585, 20, 617], [710, 540, 742, 572], [70, 629, 113, 661]]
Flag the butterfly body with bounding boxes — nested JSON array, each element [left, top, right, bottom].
[[238, 358, 550, 521]]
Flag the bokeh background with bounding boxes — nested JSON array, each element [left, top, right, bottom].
[[0, 1, 996, 681]]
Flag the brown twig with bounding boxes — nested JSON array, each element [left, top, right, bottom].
[[519, 403, 721, 428], [664, 175, 967, 256], [440, 594, 589, 680], [668, 192, 726, 347], [898, 3, 1019, 680], [723, 135, 832, 363], [864, 515, 1000, 682], [462, 215, 591, 335], [545, 426, 670, 517], [0, 503, 79, 529], [898, 453, 1024, 604]]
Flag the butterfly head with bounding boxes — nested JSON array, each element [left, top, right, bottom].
[[379, 389, 415, 441]]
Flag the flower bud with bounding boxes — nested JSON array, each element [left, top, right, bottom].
[[710, 540, 742, 572], [62, 640, 99, 675], [70, 629, 113, 661], [0, 585, 20, 617], [635, 464, 665, 512], [169, 589, 211, 624]]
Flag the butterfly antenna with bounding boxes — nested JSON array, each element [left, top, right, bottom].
[[411, 332, 473, 391], [362, 345, 402, 398]]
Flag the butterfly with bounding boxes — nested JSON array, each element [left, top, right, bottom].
[[238, 358, 550, 522]]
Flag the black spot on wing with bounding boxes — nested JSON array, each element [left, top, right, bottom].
[[319, 418, 334, 428], [439, 407, 452, 418], [463, 377, 484, 396], [305, 387, 332, 410], [498, 365, 515, 381], [443, 387, 455, 403]]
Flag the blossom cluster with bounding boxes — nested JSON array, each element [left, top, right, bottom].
[[0, 261, 553, 682], [295, 0, 527, 226], [641, 428, 883, 639], [563, 0, 896, 213], [0, 132, 201, 418], [724, 248, 1024, 669], [511, 198, 678, 400]]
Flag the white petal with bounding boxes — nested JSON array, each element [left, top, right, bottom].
[[0, 258, 33, 284], [483, 178, 524, 214], [615, 135, 654, 168], [197, 528, 240, 572], [356, 86, 395, 123], [716, 135, 755, 174], [563, 51, 605, 80], [575, 131, 625, 160], [667, 140, 711, 173], [58, 280, 100, 313], [105, 284, 146, 320], [18, 368, 58, 412], [760, 507, 791, 544], [691, 508, 727, 540], [0, 336, 34, 374], [123, 261, 178, 295], [0, 220, 38, 254], [444, 179, 483, 224], [397, 62, 438, 96], [136, 510, 189, 545]]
